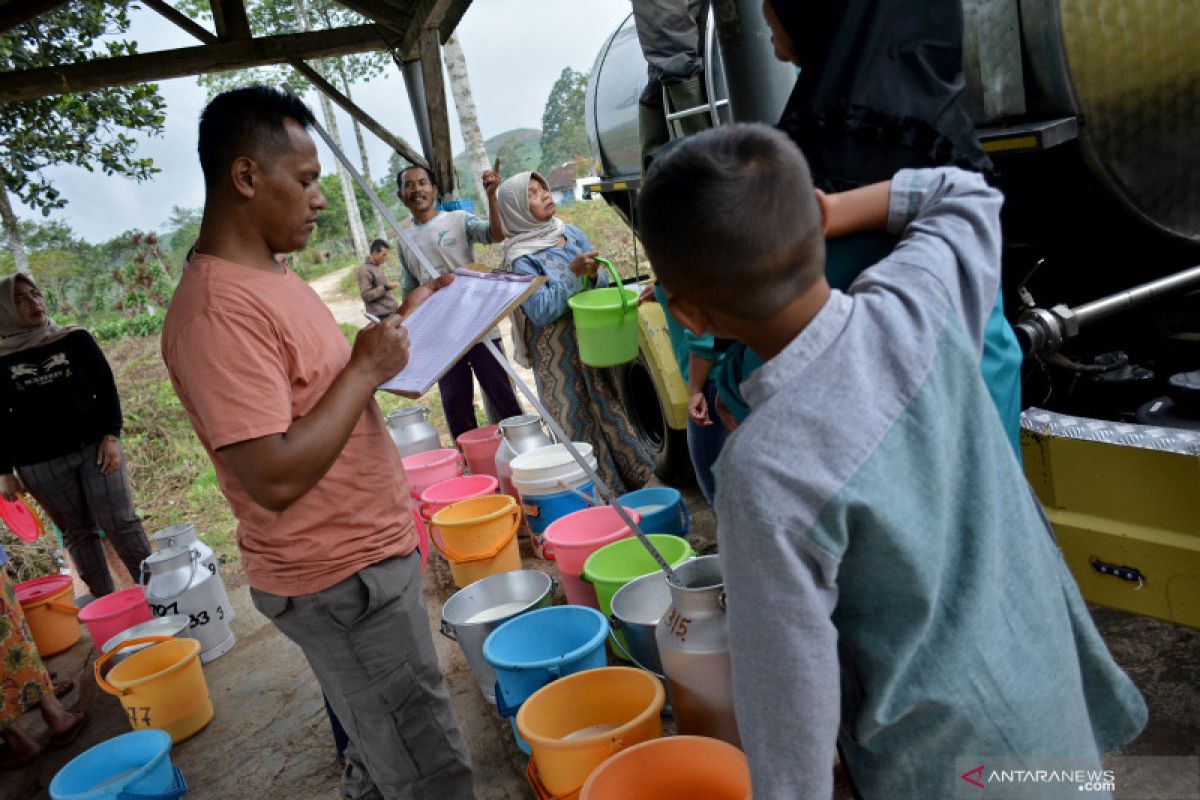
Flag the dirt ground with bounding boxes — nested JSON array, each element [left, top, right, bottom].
[[4, 481, 1198, 799]]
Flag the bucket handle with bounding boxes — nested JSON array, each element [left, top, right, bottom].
[[438, 620, 456, 641], [141, 549, 201, 603], [582, 257, 631, 318], [119, 767, 188, 800], [46, 598, 79, 616], [94, 636, 175, 697], [431, 512, 520, 563], [607, 616, 666, 680], [555, 480, 597, 507]]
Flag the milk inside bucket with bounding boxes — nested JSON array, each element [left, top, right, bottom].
[[141, 545, 236, 663], [151, 523, 233, 622]]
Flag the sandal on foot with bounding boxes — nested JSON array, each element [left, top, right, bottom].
[[48, 711, 86, 749]]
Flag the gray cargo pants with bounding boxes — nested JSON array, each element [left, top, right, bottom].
[[251, 553, 473, 800]]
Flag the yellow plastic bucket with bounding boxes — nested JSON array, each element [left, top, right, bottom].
[[431, 494, 521, 562], [517, 666, 665, 797], [568, 258, 640, 368], [14, 575, 81, 657], [447, 530, 523, 588], [94, 636, 213, 743]]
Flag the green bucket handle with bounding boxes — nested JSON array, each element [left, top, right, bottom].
[[582, 257, 632, 319]]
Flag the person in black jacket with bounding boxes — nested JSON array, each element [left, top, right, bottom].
[[0, 274, 150, 597]]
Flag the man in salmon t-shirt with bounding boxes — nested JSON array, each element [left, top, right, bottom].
[[161, 86, 472, 798]]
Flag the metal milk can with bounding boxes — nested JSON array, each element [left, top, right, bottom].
[[152, 523, 233, 622], [495, 414, 554, 498], [141, 545, 236, 663], [655, 555, 741, 746], [386, 406, 441, 458]]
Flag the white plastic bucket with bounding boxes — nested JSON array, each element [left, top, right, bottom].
[[511, 443, 597, 498]]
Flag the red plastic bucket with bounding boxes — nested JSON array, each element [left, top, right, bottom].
[[457, 424, 501, 477], [78, 587, 153, 654], [403, 448, 465, 500]]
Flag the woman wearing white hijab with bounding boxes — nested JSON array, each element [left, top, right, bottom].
[[496, 171, 653, 494], [0, 274, 151, 597]]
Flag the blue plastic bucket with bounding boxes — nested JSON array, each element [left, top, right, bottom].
[[483, 605, 609, 753], [519, 482, 595, 552], [50, 730, 187, 800], [617, 487, 689, 537]]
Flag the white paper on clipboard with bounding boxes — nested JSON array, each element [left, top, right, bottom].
[[378, 268, 545, 397]]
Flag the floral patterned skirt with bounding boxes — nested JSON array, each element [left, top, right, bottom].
[[1, 570, 52, 730], [526, 315, 655, 494]]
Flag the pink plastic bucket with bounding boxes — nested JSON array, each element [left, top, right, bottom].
[[403, 448, 465, 499], [457, 425, 501, 477], [78, 587, 153, 654], [543, 506, 640, 606], [559, 571, 600, 608], [412, 508, 430, 570], [420, 474, 499, 521]]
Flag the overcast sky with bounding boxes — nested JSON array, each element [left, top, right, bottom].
[[14, 1, 633, 243]]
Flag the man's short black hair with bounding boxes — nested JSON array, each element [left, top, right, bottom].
[[197, 85, 316, 191], [397, 164, 437, 192], [638, 124, 825, 319], [370, 239, 389, 254]]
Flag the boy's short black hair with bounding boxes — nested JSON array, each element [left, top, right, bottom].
[[397, 164, 437, 191], [370, 239, 389, 254], [197, 85, 316, 191], [638, 124, 825, 319]]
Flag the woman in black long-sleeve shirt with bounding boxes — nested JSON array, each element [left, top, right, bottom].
[[0, 274, 150, 597]]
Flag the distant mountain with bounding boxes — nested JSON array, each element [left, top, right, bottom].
[[454, 128, 542, 198]]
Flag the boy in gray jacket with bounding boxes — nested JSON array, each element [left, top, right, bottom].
[[638, 125, 1146, 799]]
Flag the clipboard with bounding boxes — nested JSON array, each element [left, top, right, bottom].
[[378, 268, 546, 397]]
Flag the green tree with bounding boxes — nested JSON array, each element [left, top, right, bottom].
[[539, 68, 590, 175], [0, 3, 167, 275]]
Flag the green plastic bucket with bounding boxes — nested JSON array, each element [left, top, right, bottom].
[[582, 533, 694, 659], [568, 257, 640, 367]]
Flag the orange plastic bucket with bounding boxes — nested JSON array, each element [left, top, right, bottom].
[[579, 735, 751, 799], [14, 575, 81, 657], [95, 636, 213, 743], [516, 667, 665, 797]]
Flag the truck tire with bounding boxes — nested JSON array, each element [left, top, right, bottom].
[[622, 352, 693, 485]]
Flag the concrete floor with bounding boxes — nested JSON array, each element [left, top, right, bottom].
[[3, 485, 1197, 799]]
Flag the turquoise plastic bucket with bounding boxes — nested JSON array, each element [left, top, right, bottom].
[[50, 729, 186, 800], [484, 605, 609, 753], [617, 487, 689, 537]]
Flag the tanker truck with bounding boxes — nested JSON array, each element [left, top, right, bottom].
[[583, 0, 1200, 628]]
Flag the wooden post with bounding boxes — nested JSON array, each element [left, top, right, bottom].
[[417, 28, 457, 198]]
